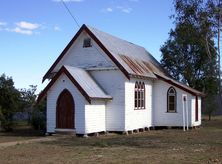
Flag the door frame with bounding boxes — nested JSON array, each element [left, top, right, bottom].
[[56, 89, 75, 130]]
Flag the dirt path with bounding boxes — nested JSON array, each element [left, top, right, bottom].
[[0, 137, 56, 148]]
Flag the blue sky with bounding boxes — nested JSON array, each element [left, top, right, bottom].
[[0, 0, 174, 93]]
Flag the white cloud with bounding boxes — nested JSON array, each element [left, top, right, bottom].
[[16, 21, 40, 30], [53, 0, 84, 2], [106, 7, 113, 12], [6, 27, 33, 35], [0, 21, 41, 35], [116, 6, 132, 14], [0, 22, 7, 26], [54, 26, 61, 31], [0, 21, 61, 35], [122, 8, 132, 13], [101, 7, 113, 13]]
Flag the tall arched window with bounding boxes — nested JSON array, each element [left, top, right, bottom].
[[135, 82, 139, 108], [167, 87, 176, 112], [135, 81, 145, 109]]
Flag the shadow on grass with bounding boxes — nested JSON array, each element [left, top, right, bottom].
[[0, 125, 45, 138]]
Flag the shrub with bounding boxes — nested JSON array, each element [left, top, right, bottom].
[[0, 74, 21, 131], [31, 100, 46, 131], [0, 106, 14, 131], [31, 110, 46, 131]]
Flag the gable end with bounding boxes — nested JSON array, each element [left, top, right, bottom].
[[42, 24, 130, 82]]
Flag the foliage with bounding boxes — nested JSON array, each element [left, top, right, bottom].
[[0, 74, 21, 131], [160, 0, 220, 118], [19, 85, 37, 123], [0, 74, 42, 131], [204, 94, 219, 120], [31, 99, 46, 131]]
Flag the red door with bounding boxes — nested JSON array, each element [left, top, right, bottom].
[[56, 89, 74, 129]]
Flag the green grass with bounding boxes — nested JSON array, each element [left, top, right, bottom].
[[0, 116, 221, 164]]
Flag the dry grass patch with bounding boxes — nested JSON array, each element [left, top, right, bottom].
[[0, 116, 221, 164]]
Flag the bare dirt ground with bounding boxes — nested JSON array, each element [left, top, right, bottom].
[[0, 116, 221, 164]]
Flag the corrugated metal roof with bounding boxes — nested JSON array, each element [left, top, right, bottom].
[[87, 25, 204, 96], [64, 65, 112, 99], [42, 24, 204, 96], [87, 25, 168, 79], [119, 55, 156, 78]]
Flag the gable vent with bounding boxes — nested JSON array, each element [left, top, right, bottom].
[[83, 38, 92, 48]]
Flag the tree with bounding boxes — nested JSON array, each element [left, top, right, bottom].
[[31, 99, 46, 131], [205, 0, 222, 107], [19, 85, 37, 124], [160, 0, 219, 119], [0, 74, 21, 131]]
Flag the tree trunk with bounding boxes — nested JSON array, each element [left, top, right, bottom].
[[208, 113, 212, 121]]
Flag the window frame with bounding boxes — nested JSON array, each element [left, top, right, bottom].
[[167, 87, 177, 113], [134, 81, 146, 110], [83, 38, 92, 48]]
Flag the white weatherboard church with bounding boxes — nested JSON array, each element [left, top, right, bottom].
[[39, 24, 204, 135]]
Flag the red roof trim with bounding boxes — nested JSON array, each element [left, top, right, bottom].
[[42, 25, 85, 82], [83, 27, 130, 79], [38, 66, 91, 104], [155, 73, 205, 97], [42, 24, 130, 82]]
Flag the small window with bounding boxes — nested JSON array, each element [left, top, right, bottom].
[[83, 38, 92, 48], [134, 81, 145, 110], [167, 87, 176, 112]]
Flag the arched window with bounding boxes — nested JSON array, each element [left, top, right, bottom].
[[135, 82, 138, 108], [167, 87, 176, 112], [134, 81, 145, 109]]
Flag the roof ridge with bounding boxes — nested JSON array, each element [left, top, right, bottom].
[[85, 24, 147, 50]]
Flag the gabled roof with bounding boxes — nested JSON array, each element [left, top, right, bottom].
[[42, 24, 129, 82], [42, 24, 205, 97], [38, 65, 112, 103], [87, 26, 167, 78]]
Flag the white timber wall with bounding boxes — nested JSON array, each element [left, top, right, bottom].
[[125, 78, 153, 131], [47, 73, 107, 134], [46, 74, 86, 134], [53, 31, 115, 72], [191, 96, 201, 126], [153, 80, 197, 127], [89, 70, 126, 131], [85, 100, 106, 134]]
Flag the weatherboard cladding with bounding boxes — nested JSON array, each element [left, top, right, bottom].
[[155, 73, 204, 97], [42, 24, 204, 96]]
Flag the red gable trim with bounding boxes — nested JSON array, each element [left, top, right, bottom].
[[38, 66, 92, 104], [42, 24, 130, 82], [42, 25, 85, 82], [155, 73, 205, 97]]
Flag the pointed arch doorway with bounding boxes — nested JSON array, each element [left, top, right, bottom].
[[56, 89, 75, 129]]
